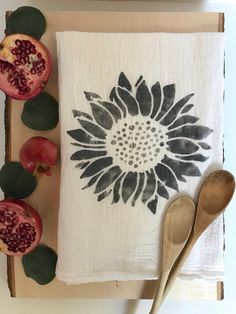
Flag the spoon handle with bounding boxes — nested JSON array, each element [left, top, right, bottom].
[[150, 271, 169, 314], [162, 234, 195, 300]]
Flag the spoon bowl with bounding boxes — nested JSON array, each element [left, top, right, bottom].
[[163, 170, 235, 300], [149, 196, 195, 314]]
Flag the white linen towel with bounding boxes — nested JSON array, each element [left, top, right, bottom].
[[56, 32, 225, 284]]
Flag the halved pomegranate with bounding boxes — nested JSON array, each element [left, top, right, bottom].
[[0, 34, 52, 100], [0, 199, 42, 256], [19, 136, 58, 176]]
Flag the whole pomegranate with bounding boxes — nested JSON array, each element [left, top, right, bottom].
[[0, 33, 52, 100], [19, 136, 58, 176], [0, 199, 42, 256]]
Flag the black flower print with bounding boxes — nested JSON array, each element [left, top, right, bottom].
[[67, 73, 213, 214]]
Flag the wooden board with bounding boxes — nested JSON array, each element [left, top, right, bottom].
[[6, 11, 224, 299]]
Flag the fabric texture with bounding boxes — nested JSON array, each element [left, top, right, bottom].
[[56, 32, 225, 284]]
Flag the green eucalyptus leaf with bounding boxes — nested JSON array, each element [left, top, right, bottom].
[[6, 6, 46, 39], [22, 245, 58, 285], [21, 93, 59, 130], [0, 161, 37, 199]]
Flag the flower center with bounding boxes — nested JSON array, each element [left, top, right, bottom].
[[106, 117, 167, 171]]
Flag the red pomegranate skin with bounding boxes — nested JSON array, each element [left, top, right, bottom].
[[0, 34, 52, 100], [19, 136, 58, 176], [0, 199, 42, 256]]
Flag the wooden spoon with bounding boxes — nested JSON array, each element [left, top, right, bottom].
[[162, 170, 235, 300], [149, 196, 195, 314]]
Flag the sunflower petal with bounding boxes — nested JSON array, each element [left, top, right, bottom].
[[167, 125, 213, 140], [82, 172, 103, 190], [155, 163, 179, 191], [168, 115, 199, 130], [84, 91, 101, 101], [118, 72, 132, 92], [71, 143, 106, 149], [167, 139, 199, 154], [112, 173, 125, 204], [90, 103, 113, 130], [122, 172, 138, 203], [98, 189, 112, 201], [81, 157, 113, 178], [198, 142, 212, 150], [78, 119, 107, 139], [110, 87, 127, 118], [72, 110, 93, 121], [155, 84, 176, 121], [159, 93, 194, 126], [135, 75, 143, 87], [157, 181, 169, 199], [98, 101, 122, 122], [147, 195, 158, 214], [131, 172, 145, 206], [67, 129, 105, 145], [136, 80, 152, 116], [70, 149, 107, 161], [95, 166, 122, 193], [181, 104, 194, 114], [150, 82, 161, 119], [118, 87, 139, 116], [142, 170, 156, 204], [162, 155, 201, 181], [76, 161, 90, 169], [176, 154, 209, 162]]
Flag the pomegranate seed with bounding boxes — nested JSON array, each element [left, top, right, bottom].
[[38, 71, 42, 76], [15, 39, 21, 46], [11, 48, 17, 55], [37, 52, 42, 59], [30, 68, 36, 74], [14, 60, 21, 66]]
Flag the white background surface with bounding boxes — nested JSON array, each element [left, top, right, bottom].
[[0, 1, 235, 314]]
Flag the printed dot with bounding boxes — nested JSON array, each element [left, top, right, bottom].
[[120, 152, 124, 155], [129, 125, 135, 131], [124, 140, 128, 144], [123, 147, 126, 151], [128, 160, 133, 165], [146, 134, 150, 138], [124, 123, 127, 126], [142, 153, 147, 157], [111, 140, 116, 145], [146, 126, 150, 131], [136, 157, 140, 161], [141, 136, 145, 140], [154, 134, 158, 137], [123, 134, 127, 138], [158, 130, 161, 133], [138, 126, 142, 131], [120, 157, 123, 161], [160, 142, 164, 147], [135, 121, 139, 125], [125, 154, 128, 157], [129, 143, 136, 149], [144, 141, 148, 145], [154, 154, 157, 157], [146, 121, 151, 125], [150, 158, 153, 161], [160, 135, 164, 139], [134, 164, 138, 168], [148, 146, 151, 149], [135, 137, 138, 141], [130, 155, 134, 159], [117, 131, 120, 134], [136, 132, 140, 136], [113, 135, 116, 138], [116, 148, 119, 152], [118, 137, 122, 141], [119, 143, 123, 146], [122, 128, 126, 132], [151, 127, 156, 132], [143, 160, 147, 163]]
